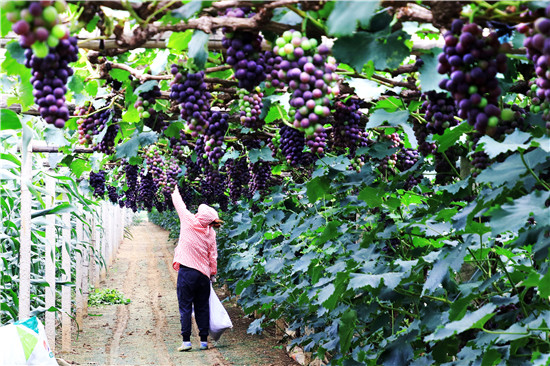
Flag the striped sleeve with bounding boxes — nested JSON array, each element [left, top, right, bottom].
[[209, 234, 218, 276], [171, 189, 194, 223]]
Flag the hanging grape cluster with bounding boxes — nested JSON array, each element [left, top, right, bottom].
[[222, 7, 267, 90], [271, 30, 339, 155], [279, 125, 314, 166], [422, 91, 460, 135], [205, 111, 229, 164], [4, 1, 70, 56], [331, 98, 366, 155], [25, 36, 78, 128], [237, 88, 264, 129], [519, 11, 550, 130], [438, 19, 507, 135], [227, 157, 252, 202], [93, 110, 119, 154], [170, 62, 212, 138], [89, 171, 106, 198], [134, 86, 167, 132]]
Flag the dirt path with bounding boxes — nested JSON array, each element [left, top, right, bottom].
[[63, 220, 299, 366]]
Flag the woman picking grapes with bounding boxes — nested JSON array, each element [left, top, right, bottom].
[[171, 188, 223, 352]]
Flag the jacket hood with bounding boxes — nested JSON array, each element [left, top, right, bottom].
[[195, 204, 219, 227]]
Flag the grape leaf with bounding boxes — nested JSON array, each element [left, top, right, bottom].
[[489, 190, 550, 236], [248, 147, 276, 163], [431, 122, 472, 153], [0, 109, 21, 130], [0, 8, 11, 37], [358, 186, 383, 207], [476, 148, 548, 188], [367, 109, 409, 128], [424, 303, 497, 341], [327, 1, 380, 36], [339, 309, 357, 354], [167, 31, 193, 52], [347, 78, 400, 102], [109, 69, 131, 82], [69, 159, 91, 179], [68, 74, 85, 95], [44, 125, 69, 146], [150, 49, 169, 76], [6, 42, 25, 64], [539, 269, 550, 299], [349, 272, 403, 290], [317, 220, 341, 245], [134, 80, 158, 95], [306, 176, 330, 203], [320, 273, 348, 310], [188, 30, 210, 70], [422, 244, 466, 295], [171, 0, 203, 20], [477, 130, 532, 159], [333, 30, 410, 71], [418, 48, 444, 92]]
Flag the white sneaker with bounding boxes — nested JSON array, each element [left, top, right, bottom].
[[178, 341, 192, 352]]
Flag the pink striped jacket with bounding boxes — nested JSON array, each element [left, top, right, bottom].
[[171, 189, 219, 278]]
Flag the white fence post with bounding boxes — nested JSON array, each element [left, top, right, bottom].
[[18, 137, 32, 320], [44, 171, 56, 350], [61, 206, 71, 353], [100, 202, 107, 282], [82, 210, 90, 317], [75, 205, 84, 329]]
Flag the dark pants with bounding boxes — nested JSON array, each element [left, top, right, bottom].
[[177, 266, 210, 342]]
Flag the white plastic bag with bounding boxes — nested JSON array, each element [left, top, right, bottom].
[[0, 317, 58, 366], [209, 283, 232, 341]]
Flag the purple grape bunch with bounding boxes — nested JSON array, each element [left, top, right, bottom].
[[250, 161, 272, 196], [123, 163, 139, 211], [222, 7, 267, 91], [92, 110, 119, 154], [144, 145, 166, 192], [422, 91, 460, 135], [169, 62, 212, 138], [227, 157, 252, 202], [137, 171, 156, 212], [518, 8, 550, 130], [332, 98, 364, 154], [107, 186, 119, 204], [272, 30, 339, 155], [205, 111, 229, 164], [279, 125, 314, 166], [437, 19, 507, 135], [4, 0, 70, 57], [134, 86, 167, 132], [25, 36, 78, 128], [169, 129, 189, 162], [397, 148, 420, 171], [237, 88, 264, 129], [89, 171, 106, 198]]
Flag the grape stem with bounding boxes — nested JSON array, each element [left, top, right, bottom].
[[70, 97, 118, 119], [284, 4, 327, 33], [441, 151, 461, 180], [123, 0, 146, 25], [275, 104, 296, 129], [143, 0, 180, 26], [520, 150, 550, 191]]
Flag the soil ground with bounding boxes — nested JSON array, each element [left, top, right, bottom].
[[59, 219, 300, 366]]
